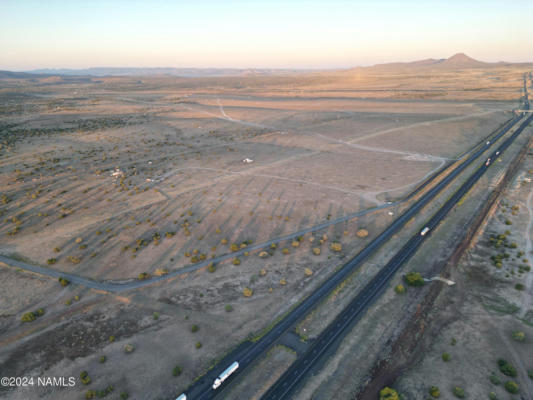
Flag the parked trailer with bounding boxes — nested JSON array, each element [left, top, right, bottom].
[[420, 227, 430, 236], [175, 394, 186, 400], [212, 361, 239, 389]]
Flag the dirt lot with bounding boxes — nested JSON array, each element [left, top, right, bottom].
[[0, 66, 529, 399]]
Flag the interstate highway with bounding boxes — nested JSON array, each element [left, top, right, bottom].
[[181, 110, 527, 399], [263, 112, 533, 400]]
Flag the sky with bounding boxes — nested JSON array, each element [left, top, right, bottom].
[[1, 0, 533, 70]]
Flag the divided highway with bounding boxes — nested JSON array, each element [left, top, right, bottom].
[[263, 112, 533, 400], [182, 112, 526, 399]]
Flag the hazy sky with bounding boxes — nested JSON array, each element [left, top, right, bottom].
[[1, 0, 532, 70]]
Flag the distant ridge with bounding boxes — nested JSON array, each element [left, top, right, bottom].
[[363, 53, 499, 70]]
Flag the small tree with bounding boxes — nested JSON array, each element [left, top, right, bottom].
[[404, 272, 425, 286], [429, 386, 440, 398], [379, 387, 400, 400]]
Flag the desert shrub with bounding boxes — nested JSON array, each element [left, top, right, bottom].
[[330, 242, 342, 252], [225, 304, 233, 312], [153, 312, 160, 320], [154, 268, 168, 276], [108, 336, 115, 342], [195, 342, 202, 349], [259, 268, 267, 276], [270, 243, 277, 250], [99, 356, 106, 363], [124, 344, 134, 353], [259, 251, 269, 258], [191, 255, 199, 263], [498, 359, 517, 377], [442, 352, 451, 362], [233, 258, 241, 265], [312, 247, 321, 255], [515, 283, 525, 290], [394, 284, 406, 294], [429, 386, 440, 398], [280, 278, 287, 285], [282, 248, 290, 255], [404, 272, 425, 287], [304, 268, 313, 276], [80, 370, 91, 385], [511, 331, 525, 342], [54, 247, 61, 253], [120, 392, 129, 399], [505, 219, 512, 225], [138, 272, 150, 280], [243, 287, 253, 297], [379, 387, 399, 400], [191, 325, 199, 333], [75, 237, 83, 244], [291, 240, 300, 248], [504, 380, 519, 394], [230, 243, 239, 251], [47, 258, 57, 265], [172, 366, 182, 376], [78, 244, 87, 250], [21, 312, 37, 322], [489, 374, 500, 385], [207, 262, 216, 273], [165, 231, 175, 238], [356, 229, 369, 238], [221, 238, 228, 245], [68, 255, 81, 264], [452, 386, 465, 398], [528, 369, 533, 379], [488, 392, 497, 400], [58, 277, 70, 286]]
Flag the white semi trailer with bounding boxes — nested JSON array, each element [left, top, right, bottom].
[[212, 361, 239, 389]]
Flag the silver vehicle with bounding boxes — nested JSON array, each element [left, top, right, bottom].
[[213, 361, 239, 389], [420, 227, 430, 236], [176, 394, 186, 400]]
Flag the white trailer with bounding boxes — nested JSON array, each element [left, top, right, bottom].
[[420, 227, 430, 236], [213, 361, 239, 389], [175, 394, 186, 400]]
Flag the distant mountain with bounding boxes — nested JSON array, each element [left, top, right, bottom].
[[364, 53, 496, 70], [25, 67, 310, 78], [438, 53, 487, 68]]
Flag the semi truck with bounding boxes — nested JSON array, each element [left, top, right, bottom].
[[213, 361, 239, 389]]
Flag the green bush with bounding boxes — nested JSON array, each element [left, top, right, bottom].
[[489, 374, 500, 385], [529, 369, 533, 379], [498, 359, 517, 377], [511, 331, 525, 342], [488, 392, 498, 400], [195, 341, 202, 349], [504, 380, 519, 394], [404, 272, 425, 287], [138, 272, 150, 280], [99, 356, 106, 363], [429, 385, 440, 398], [58, 277, 70, 286], [394, 284, 406, 294], [191, 325, 199, 333], [225, 304, 233, 312], [80, 370, 91, 385], [172, 365, 182, 376], [452, 386, 465, 398], [442, 352, 451, 362], [21, 312, 36, 322], [47, 258, 57, 265], [379, 387, 400, 400], [120, 393, 129, 400], [207, 262, 216, 273], [515, 283, 525, 291]]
